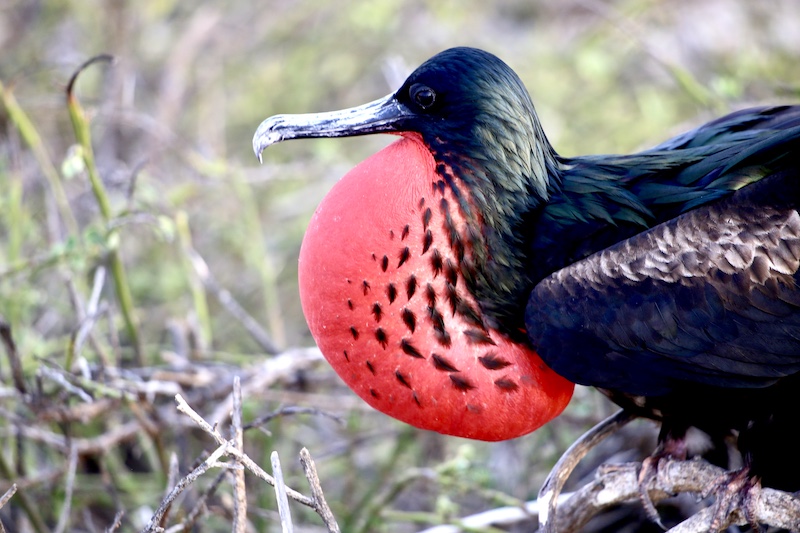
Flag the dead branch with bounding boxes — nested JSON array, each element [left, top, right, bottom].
[[142, 439, 235, 532], [105, 510, 125, 532], [421, 458, 800, 533], [10, 420, 142, 455], [231, 377, 247, 533], [553, 459, 800, 532], [299, 447, 341, 533], [157, 390, 341, 532], [53, 444, 79, 533], [207, 347, 324, 426], [174, 393, 313, 506], [0, 484, 17, 509], [271, 451, 293, 532], [538, 409, 636, 533], [185, 246, 280, 354]]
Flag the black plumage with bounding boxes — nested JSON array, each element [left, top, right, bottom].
[[253, 47, 800, 492], [527, 116, 800, 489]]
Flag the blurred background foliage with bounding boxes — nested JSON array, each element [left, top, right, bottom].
[[1, 0, 799, 531]]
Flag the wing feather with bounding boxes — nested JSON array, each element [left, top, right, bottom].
[[526, 173, 800, 396]]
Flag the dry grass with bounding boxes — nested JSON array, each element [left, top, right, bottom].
[[1, 1, 798, 531]]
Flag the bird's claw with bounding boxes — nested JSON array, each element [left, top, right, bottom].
[[637, 435, 688, 529], [638, 455, 668, 530], [701, 468, 763, 532]]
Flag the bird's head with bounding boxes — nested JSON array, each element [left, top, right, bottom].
[[253, 48, 572, 441], [254, 47, 557, 205]]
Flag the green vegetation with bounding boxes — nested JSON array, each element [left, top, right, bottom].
[[1, 1, 798, 531]]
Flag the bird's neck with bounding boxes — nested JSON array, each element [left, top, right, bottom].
[[428, 143, 671, 337], [424, 133, 561, 337]]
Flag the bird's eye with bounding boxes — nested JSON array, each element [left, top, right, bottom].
[[410, 84, 436, 110]]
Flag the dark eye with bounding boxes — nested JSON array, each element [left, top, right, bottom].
[[410, 84, 436, 110]]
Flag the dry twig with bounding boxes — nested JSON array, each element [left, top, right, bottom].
[[53, 444, 79, 533], [299, 448, 341, 533], [175, 394, 313, 503], [271, 451, 293, 533], [231, 376, 248, 533], [185, 247, 280, 354], [536, 409, 800, 532], [0, 484, 17, 509], [0, 483, 15, 533], [105, 510, 125, 532], [555, 459, 800, 532], [179, 471, 228, 531], [538, 409, 636, 533], [149, 389, 341, 532], [142, 440, 234, 532], [208, 347, 324, 426], [420, 458, 800, 533]]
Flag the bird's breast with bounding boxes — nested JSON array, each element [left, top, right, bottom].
[[298, 135, 573, 440]]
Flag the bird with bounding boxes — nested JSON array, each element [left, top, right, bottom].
[[253, 47, 800, 496]]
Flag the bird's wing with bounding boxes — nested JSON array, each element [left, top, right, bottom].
[[526, 163, 800, 397], [536, 111, 800, 280], [650, 105, 800, 151]]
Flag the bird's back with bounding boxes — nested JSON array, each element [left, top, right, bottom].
[[527, 105, 800, 285]]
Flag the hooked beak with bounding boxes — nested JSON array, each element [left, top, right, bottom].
[[252, 93, 413, 162]]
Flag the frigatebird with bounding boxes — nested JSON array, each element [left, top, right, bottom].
[[253, 47, 800, 498]]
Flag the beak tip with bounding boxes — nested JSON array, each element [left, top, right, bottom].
[[253, 118, 286, 163], [252, 140, 263, 163]]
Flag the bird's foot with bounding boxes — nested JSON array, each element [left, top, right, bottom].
[[638, 437, 689, 529], [701, 468, 762, 532]]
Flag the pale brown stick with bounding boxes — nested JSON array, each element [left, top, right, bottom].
[[299, 447, 341, 533], [175, 394, 315, 507], [538, 409, 636, 533], [272, 451, 294, 533], [231, 376, 247, 533]]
